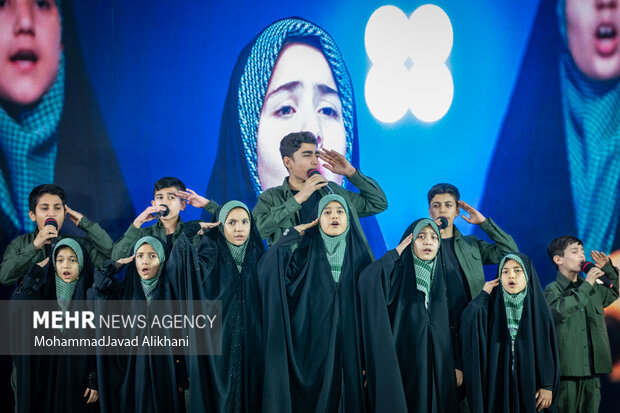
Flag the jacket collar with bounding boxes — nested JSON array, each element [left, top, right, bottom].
[[556, 270, 581, 289]]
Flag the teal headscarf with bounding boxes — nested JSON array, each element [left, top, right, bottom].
[[218, 201, 251, 273], [53, 238, 83, 314], [0, 54, 65, 233], [134, 236, 166, 302], [557, 0, 620, 254], [410, 219, 441, 307], [499, 253, 528, 340], [318, 194, 350, 282]]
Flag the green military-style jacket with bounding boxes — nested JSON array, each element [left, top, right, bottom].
[[252, 169, 387, 258], [0, 216, 114, 285], [544, 262, 619, 377], [111, 202, 219, 261], [452, 218, 519, 298]]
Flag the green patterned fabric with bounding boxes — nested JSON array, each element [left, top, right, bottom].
[[318, 194, 350, 282], [0, 54, 65, 233], [411, 219, 441, 307], [134, 236, 166, 302], [557, 0, 620, 254], [499, 254, 528, 340], [218, 201, 251, 273]]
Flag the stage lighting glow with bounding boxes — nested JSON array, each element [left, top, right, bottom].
[[365, 4, 454, 124]]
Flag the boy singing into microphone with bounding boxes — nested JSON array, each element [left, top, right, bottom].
[[544, 236, 619, 413], [252, 131, 387, 256], [0, 184, 113, 285], [111, 176, 219, 260]]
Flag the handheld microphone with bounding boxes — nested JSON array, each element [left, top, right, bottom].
[[307, 169, 334, 195], [582, 261, 614, 288], [437, 216, 449, 230], [44, 218, 58, 257], [153, 205, 170, 219]]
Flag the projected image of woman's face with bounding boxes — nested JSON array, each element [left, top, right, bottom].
[[0, 0, 62, 106], [566, 0, 620, 80], [256, 42, 347, 190]]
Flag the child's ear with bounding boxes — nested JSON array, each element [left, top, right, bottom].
[[179, 199, 187, 211], [553, 255, 563, 266], [151, 200, 156, 207], [29, 210, 37, 222], [282, 156, 292, 171]]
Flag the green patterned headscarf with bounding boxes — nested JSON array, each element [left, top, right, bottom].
[[318, 195, 350, 282], [318, 194, 351, 282], [53, 238, 83, 314], [499, 254, 528, 340], [218, 201, 251, 273], [411, 219, 441, 307], [0, 54, 65, 234], [557, 0, 620, 255], [134, 236, 166, 302]]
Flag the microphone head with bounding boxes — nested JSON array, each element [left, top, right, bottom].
[[437, 216, 449, 230], [582, 261, 596, 274], [307, 168, 321, 178], [158, 204, 170, 218], [44, 217, 58, 229]]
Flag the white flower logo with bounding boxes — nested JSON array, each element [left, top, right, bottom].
[[365, 5, 454, 123]]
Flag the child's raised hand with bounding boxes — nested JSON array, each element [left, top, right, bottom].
[[176, 188, 210, 209], [36, 257, 50, 268], [294, 218, 319, 236], [458, 200, 486, 225], [591, 250, 610, 268], [396, 234, 413, 256], [116, 255, 135, 268], [65, 205, 84, 226], [483, 278, 500, 294]]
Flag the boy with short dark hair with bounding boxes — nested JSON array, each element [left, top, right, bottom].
[[253, 131, 387, 257], [111, 177, 219, 260], [427, 182, 518, 407], [0, 184, 114, 285], [544, 235, 619, 413]]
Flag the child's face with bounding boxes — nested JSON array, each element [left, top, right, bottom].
[[555, 242, 586, 274], [135, 243, 160, 280], [29, 193, 65, 231], [501, 259, 527, 294], [151, 186, 186, 223], [55, 246, 79, 283], [413, 225, 439, 261], [319, 201, 348, 237], [0, 0, 62, 106], [283, 142, 319, 183], [429, 193, 459, 230], [223, 207, 251, 246]]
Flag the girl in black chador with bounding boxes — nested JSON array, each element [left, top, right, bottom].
[[359, 218, 459, 413], [88, 236, 185, 413], [460, 252, 560, 413], [12, 238, 98, 412], [174, 200, 265, 412], [258, 194, 372, 412]]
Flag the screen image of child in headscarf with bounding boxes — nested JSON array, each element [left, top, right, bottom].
[[0, 0, 132, 252], [205, 17, 386, 254], [480, 0, 620, 272]]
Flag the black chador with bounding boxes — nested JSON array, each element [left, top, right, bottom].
[[460, 252, 559, 413], [88, 236, 185, 413], [172, 201, 266, 412], [358, 218, 459, 413], [11, 238, 97, 413], [258, 194, 372, 412]]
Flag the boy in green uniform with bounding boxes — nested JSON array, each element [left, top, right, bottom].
[[427, 183, 518, 408], [252, 131, 387, 257], [111, 177, 219, 260], [544, 235, 619, 413], [0, 184, 113, 286]]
